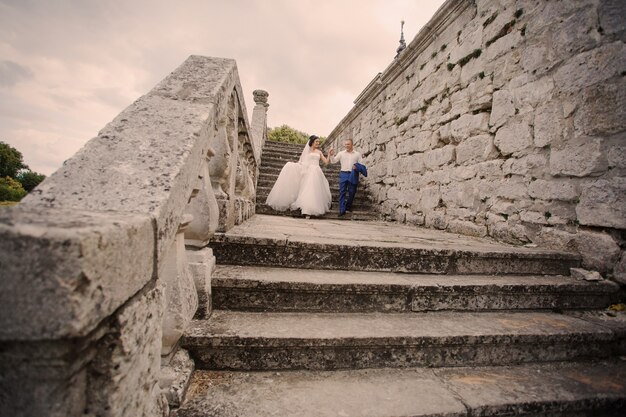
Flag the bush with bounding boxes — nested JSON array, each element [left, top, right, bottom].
[[0, 176, 27, 201]]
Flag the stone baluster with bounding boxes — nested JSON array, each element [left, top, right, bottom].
[[185, 148, 220, 247], [161, 214, 198, 358]]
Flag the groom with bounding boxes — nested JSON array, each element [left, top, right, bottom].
[[329, 138, 363, 216]]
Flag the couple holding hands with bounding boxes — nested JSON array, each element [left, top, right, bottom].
[[265, 136, 366, 217]]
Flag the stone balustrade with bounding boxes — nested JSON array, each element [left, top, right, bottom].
[[325, 0, 625, 281], [0, 55, 265, 416]]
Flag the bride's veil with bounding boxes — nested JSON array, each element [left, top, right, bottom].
[[298, 141, 311, 164]]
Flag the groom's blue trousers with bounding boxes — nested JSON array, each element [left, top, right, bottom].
[[339, 171, 357, 214]]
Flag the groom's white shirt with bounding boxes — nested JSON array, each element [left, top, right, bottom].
[[331, 150, 362, 171]]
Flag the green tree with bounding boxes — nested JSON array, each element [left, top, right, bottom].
[[268, 125, 309, 144], [267, 125, 327, 145], [0, 141, 29, 178], [0, 176, 27, 201], [17, 170, 46, 192]]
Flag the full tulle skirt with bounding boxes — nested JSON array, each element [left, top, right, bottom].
[[265, 161, 331, 216], [292, 164, 332, 216], [265, 162, 302, 211]]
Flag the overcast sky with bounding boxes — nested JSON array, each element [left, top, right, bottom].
[[0, 0, 446, 175]]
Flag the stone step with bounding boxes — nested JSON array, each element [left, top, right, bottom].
[[256, 184, 374, 201], [211, 265, 620, 313], [260, 164, 346, 176], [263, 140, 306, 150], [258, 176, 344, 187], [182, 310, 624, 371], [209, 215, 580, 275], [176, 361, 626, 417], [260, 155, 301, 164], [255, 195, 376, 212], [255, 204, 379, 221]]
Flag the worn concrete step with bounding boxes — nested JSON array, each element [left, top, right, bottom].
[[211, 265, 620, 313], [182, 310, 625, 371], [255, 204, 379, 220], [210, 215, 580, 275], [177, 361, 626, 417]]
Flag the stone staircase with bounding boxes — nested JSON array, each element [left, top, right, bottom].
[[176, 215, 626, 416], [255, 140, 379, 220]]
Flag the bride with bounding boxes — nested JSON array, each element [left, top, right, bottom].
[[265, 135, 332, 216]]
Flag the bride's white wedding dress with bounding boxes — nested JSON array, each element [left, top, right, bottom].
[[265, 149, 332, 216]]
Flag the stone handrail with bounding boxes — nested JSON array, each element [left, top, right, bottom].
[[0, 55, 265, 416]]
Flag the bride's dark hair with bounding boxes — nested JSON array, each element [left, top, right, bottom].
[[308, 135, 319, 147]]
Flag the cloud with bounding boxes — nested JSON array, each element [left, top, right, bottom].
[[0, 0, 446, 175], [0, 60, 34, 86]]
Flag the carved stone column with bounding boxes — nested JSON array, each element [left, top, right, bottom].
[[251, 89, 269, 161]]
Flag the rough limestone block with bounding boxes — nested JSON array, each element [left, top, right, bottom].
[[449, 20, 483, 63], [450, 113, 490, 142], [520, 211, 549, 225], [607, 141, 626, 171], [159, 348, 194, 408], [468, 76, 493, 112], [493, 178, 529, 200], [425, 209, 449, 230], [456, 134, 498, 165], [0, 341, 90, 417], [489, 221, 530, 244], [452, 165, 478, 181], [449, 89, 470, 118], [490, 89, 515, 129], [575, 230, 621, 274], [528, 179, 578, 201], [511, 76, 555, 115], [441, 182, 479, 209], [599, 0, 626, 36], [549, 136, 607, 177], [554, 41, 626, 93], [447, 219, 488, 238], [576, 177, 626, 229], [484, 31, 524, 63], [424, 145, 456, 170], [475, 160, 504, 179], [534, 228, 577, 252], [416, 187, 441, 211], [0, 207, 154, 341], [534, 101, 564, 147], [570, 268, 603, 282], [502, 153, 548, 176], [575, 82, 626, 136], [552, 4, 600, 58], [614, 252, 626, 285], [494, 116, 533, 155], [87, 284, 167, 417], [521, 43, 559, 77]]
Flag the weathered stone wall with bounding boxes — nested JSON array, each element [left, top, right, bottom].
[[326, 0, 625, 280], [0, 56, 263, 416]]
